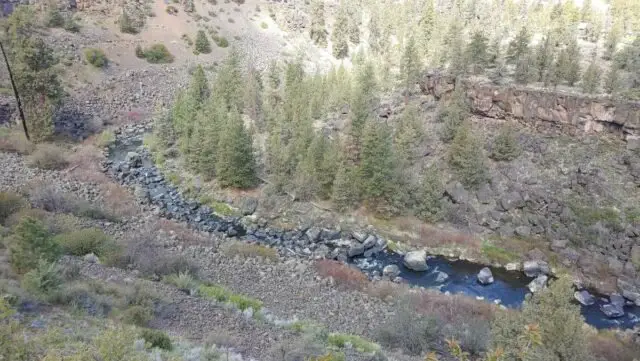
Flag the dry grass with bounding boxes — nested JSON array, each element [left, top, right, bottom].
[[222, 241, 278, 261], [99, 183, 139, 218], [365, 280, 401, 301], [67, 143, 110, 183], [314, 260, 368, 291], [588, 332, 640, 361], [155, 218, 211, 245], [417, 224, 481, 249], [27, 144, 69, 170], [406, 290, 496, 322], [0, 128, 35, 154]]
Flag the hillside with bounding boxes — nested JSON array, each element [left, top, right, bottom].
[[1, 1, 640, 361]]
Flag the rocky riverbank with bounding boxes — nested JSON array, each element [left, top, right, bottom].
[[101, 123, 640, 329]]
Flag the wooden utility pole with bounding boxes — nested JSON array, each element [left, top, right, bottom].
[[0, 40, 29, 140]]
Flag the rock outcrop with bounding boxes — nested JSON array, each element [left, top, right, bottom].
[[419, 73, 640, 139]]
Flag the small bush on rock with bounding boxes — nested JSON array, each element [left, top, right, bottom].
[[135, 45, 145, 58], [213, 35, 229, 47], [27, 144, 69, 170], [222, 241, 278, 261], [198, 284, 262, 311], [120, 305, 153, 326], [140, 329, 173, 350], [448, 122, 488, 190], [164, 272, 198, 291], [54, 228, 116, 258], [21, 259, 63, 299], [63, 16, 80, 32], [490, 125, 521, 161], [119, 10, 138, 34], [8, 217, 61, 274], [375, 306, 443, 355], [142, 44, 174, 64], [327, 333, 380, 353], [84, 48, 108, 68], [45, 7, 64, 27]]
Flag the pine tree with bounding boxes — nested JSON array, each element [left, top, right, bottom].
[[359, 120, 396, 213], [153, 105, 175, 149], [215, 108, 257, 188], [244, 67, 263, 121], [534, 34, 554, 82], [194, 30, 212, 54], [562, 38, 582, 86], [491, 125, 521, 161], [399, 36, 421, 97], [309, 0, 328, 47], [216, 49, 244, 111], [514, 54, 536, 84], [488, 37, 502, 68], [581, 0, 592, 22], [506, 27, 530, 64], [618, 37, 640, 89], [466, 31, 489, 74], [349, 61, 377, 145], [417, 168, 444, 222], [444, 23, 467, 77], [368, 10, 382, 55], [581, 61, 600, 94], [603, 22, 621, 60], [603, 66, 621, 94], [331, 5, 349, 59], [294, 134, 336, 200], [418, 0, 435, 56], [394, 104, 423, 165], [265, 111, 291, 191], [348, 14, 360, 45], [332, 161, 359, 211], [119, 9, 137, 34], [438, 85, 468, 143], [448, 122, 488, 189], [189, 65, 210, 104]]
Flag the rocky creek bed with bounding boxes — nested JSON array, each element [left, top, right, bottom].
[[102, 124, 640, 330]]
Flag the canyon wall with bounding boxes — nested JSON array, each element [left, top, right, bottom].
[[419, 73, 640, 140]]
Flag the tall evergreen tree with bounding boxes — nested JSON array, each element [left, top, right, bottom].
[[348, 12, 360, 44], [215, 108, 257, 188], [581, 61, 600, 94], [617, 36, 640, 89], [514, 54, 536, 84], [368, 10, 382, 55], [332, 161, 359, 211], [399, 36, 421, 97], [417, 168, 444, 222], [438, 85, 468, 143], [534, 34, 554, 82], [445, 23, 467, 77], [394, 104, 423, 165], [466, 31, 489, 74], [331, 5, 349, 59], [244, 67, 263, 121], [448, 122, 488, 189], [194, 30, 212, 54], [603, 65, 621, 94], [189, 65, 210, 104], [216, 49, 244, 111], [506, 26, 531, 64], [418, 0, 435, 57], [309, 0, 328, 47], [359, 120, 396, 213], [603, 23, 621, 60], [557, 38, 581, 86]]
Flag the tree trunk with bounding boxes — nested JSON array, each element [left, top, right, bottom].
[[0, 40, 29, 141]]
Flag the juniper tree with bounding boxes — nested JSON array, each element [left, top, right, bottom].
[[394, 104, 423, 165], [417, 168, 444, 222], [399, 36, 421, 97], [448, 122, 488, 190], [534, 34, 554, 82], [332, 161, 359, 211], [119, 8, 137, 34], [194, 30, 212, 54], [309, 0, 328, 47], [466, 31, 489, 74], [359, 120, 396, 213], [216, 49, 244, 111], [189, 65, 210, 103], [215, 108, 257, 189], [331, 5, 349, 59], [491, 125, 521, 161], [438, 85, 468, 143], [581, 61, 600, 94], [561, 38, 582, 86], [3, 7, 63, 141]]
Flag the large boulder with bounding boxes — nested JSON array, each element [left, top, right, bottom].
[[383, 265, 401, 278], [347, 243, 366, 258], [600, 303, 625, 318], [305, 227, 322, 242], [362, 235, 378, 249], [498, 192, 524, 211], [435, 271, 449, 283], [574, 290, 595, 306], [403, 250, 429, 271], [477, 267, 494, 285], [528, 275, 548, 293], [523, 260, 550, 278]]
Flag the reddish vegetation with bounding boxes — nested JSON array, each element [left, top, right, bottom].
[[100, 183, 139, 218], [155, 218, 211, 245], [68, 144, 109, 183], [418, 224, 481, 249], [589, 333, 640, 361], [406, 290, 496, 322], [314, 259, 368, 291]]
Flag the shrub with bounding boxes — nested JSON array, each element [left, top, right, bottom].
[[198, 284, 262, 311], [140, 329, 173, 350], [375, 307, 442, 355], [84, 48, 108, 68], [63, 16, 80, 32], [21, 260, 63, 299], [45, 7, 64, 27], [327, 333, 379, 353], [261, 22, 268, 29], [213, 35, 229, 47], [143, 44, 174, 63], [8, 217, 61, 274], [27, 144, 69, 170], [166, 5, 179, 15], [0, 129, 35, 154], [119, 10, 138, 34], [194, 30, 212, 54], [54, 228, 116, 258], [28, 184, 116, 221], [314, 260, 368, 291], [163, 272, 198, 291], [135, 44, 145, 58], [490, 125, 521, 161], [0, 192, 26, 224], [95, 129, 115, 148], [222, 241, 278, 261], [120, 305, 153, 326]]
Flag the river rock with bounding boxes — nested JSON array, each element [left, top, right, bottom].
[[600, 303, 625, 318], [523, 260, 550, 277], [477, 267, 494, 285], [352, 231, 368, 242], [239, 197, 258, 215], [505, 262, 520, 271], [83, 253, 100, 264], [435, 271, 449, 283], [528, 275, 548, 293], [306, 227, 322, 242], [574, 290, 595, 306], [126, 152, 142, 167], [382, 265, 401, 278], [610, 293, 625, 307], [362, 235, 378, 249], [403, 250, 429, 271], [347, 243, 366, 257]]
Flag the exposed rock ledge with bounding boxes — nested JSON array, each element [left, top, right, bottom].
[[419, 73, 640, 139]]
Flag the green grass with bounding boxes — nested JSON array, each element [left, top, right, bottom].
[[569, 203, 624, 232], [95, 129, 115, 148], [327, 333, 380, 353], [198, 284, 262, 311], [197, 195, 235, 216], [386, 240, 410, 254], [481, 241, 519, 264]]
